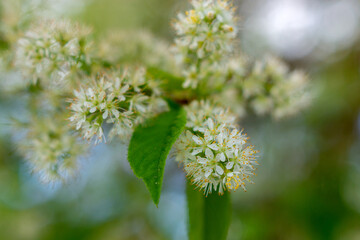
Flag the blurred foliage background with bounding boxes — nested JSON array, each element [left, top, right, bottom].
[[1, 0, 360, 239]]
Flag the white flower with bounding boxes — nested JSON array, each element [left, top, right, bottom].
[[175, 100, 259, 195], [19, 117, 87, 184], [14, 18, 93, 89], [174, 0, 236, 59], [208, 54, 311, 120], [98, 30, 177, 72], [69, 68, 168, 143], [173, 0, 238, 89], [244, 55, 310, 119], [185, 100, 236, 131]]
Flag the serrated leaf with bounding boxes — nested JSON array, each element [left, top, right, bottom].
[[186, 181, 232, 240], [128, 100, 186, 206]]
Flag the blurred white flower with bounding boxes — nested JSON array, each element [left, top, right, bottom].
[[98, 30, 177, 72], [14, 18, 93, 89], [217, 55, 311, 119], [19, 117, 87, 184], [246, 55, 310, 119]]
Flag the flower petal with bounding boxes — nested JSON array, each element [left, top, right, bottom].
[[216, 152, 226, 162], [191, 148, 202, 155], [90, 107, 97, 113], [216, 165, 224, 175], [205, 168, 212, 178], [208, 143, 219, 151], [102, 110, 108, 119], [192, 136, 202, 145], [207, 118, 214, 130], [205, 148, 214, 159], [197, 157, 207, 164], [226, 161, 234, 169]]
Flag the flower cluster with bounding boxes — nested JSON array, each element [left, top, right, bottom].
[[0, 0, 313, 194], [69, 68, 168, 144], [174, 0, 237, 59], [99, 30, 177, 73], [173, 0, 237, 89], [175, 100, 258, 195], [15, 19, 93, 89], [19, 117, 87, 184], [225, 55, 310, 119]]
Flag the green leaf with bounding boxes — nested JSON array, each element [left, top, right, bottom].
[[186, 181, 232, 240], [128, 100, 187, 206], [146, 67, 198, 102], [147, 67, 184, 91]]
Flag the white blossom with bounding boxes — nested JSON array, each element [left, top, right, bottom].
[[19, 117, 87, 184], [173, 0, 238, 89], [175, 100, 259, 195], [213, 55, 310, 120], [14, 18, 93, 89], [68, 68, 168, 143], [174, 0, 237, 59], [98, 30, 177, 72], [245, 55, 311, 119]]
